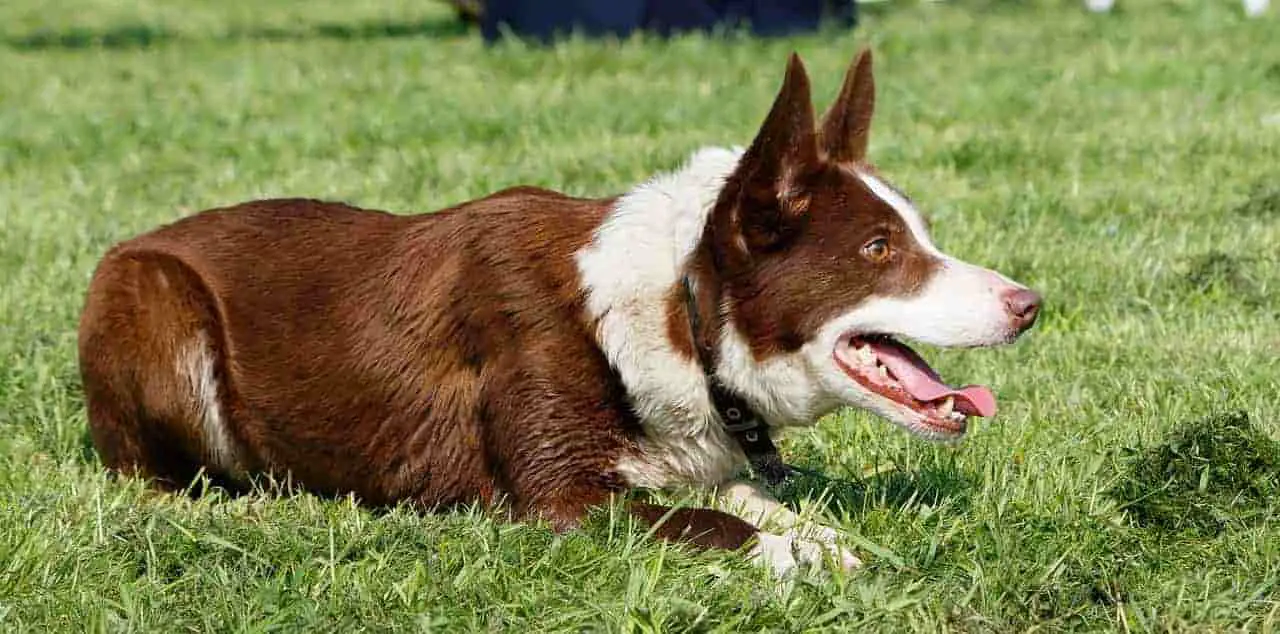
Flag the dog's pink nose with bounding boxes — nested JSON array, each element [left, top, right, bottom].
[[1003, 288, 1042, 333]]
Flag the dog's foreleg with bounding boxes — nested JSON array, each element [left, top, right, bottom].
[[716, 480, 801, 529], [715, 479, 862, 574]]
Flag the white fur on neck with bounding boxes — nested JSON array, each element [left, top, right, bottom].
[[715, 326, 839, 429], [577, 146, 747, 488]]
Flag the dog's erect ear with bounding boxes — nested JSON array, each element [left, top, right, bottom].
[[821, 48, 876, 165], [732, 53, 819, 249]]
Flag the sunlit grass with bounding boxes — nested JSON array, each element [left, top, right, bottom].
[[2, 0, 1278, 630]]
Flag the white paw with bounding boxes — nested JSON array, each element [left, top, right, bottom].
[[749, 527, 861, 577]]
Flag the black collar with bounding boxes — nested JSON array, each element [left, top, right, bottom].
[[680, 275, 790, 486]]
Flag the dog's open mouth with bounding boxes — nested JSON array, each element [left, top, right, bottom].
[[832, 334, 996, 435]]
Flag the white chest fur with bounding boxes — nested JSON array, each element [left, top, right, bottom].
[[575, 147, 749, 488]]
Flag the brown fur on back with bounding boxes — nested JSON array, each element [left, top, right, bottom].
[[79, 190, 649, 519]]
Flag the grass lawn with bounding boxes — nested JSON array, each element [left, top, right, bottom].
[[2, 0, 1279, 630]]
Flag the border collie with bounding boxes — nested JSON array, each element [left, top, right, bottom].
[[78, 50, 1040, 576]]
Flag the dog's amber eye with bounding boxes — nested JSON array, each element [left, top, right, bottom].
[[861, 237, 890, 262]]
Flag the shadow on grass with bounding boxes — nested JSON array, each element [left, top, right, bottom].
[[771, 460, 976, 519], [1180, 250, 1273, 311], [1233, 183, 1280, 219], [6, 17, 470, 51], [1106, 410, 1280, 537]]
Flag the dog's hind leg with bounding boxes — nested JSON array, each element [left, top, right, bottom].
[[78, 249, 246, 493]]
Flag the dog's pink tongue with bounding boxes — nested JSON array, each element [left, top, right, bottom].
[[866, 340, 997, 417]]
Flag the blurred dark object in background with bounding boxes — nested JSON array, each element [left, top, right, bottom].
[[446, 0, 857, 43], [449, 0, 485, 24]]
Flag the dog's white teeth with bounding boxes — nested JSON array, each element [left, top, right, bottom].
[[937, 397, 954, 417], [855, 345, 875, 365], [877, 365, 889, 379], [949, 411, 966, 422]]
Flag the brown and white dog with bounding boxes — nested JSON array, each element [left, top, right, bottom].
[[78, 50, 1040, 576]]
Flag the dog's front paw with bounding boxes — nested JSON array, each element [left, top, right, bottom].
[[749, 527, 861, 577]]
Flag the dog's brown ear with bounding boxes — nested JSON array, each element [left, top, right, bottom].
[[821, 48, 875, 165], [732, 53, 819, 249]]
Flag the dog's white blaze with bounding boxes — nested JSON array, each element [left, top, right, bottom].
[[577, 146, 748, 488], [179, 331, 241, 475], [856, 171, 943, 257]]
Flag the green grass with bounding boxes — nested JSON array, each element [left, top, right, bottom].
[[2, 0, 1279, 630]]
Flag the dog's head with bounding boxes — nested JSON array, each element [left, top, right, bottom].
[[706, 51, 1041, 441]]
